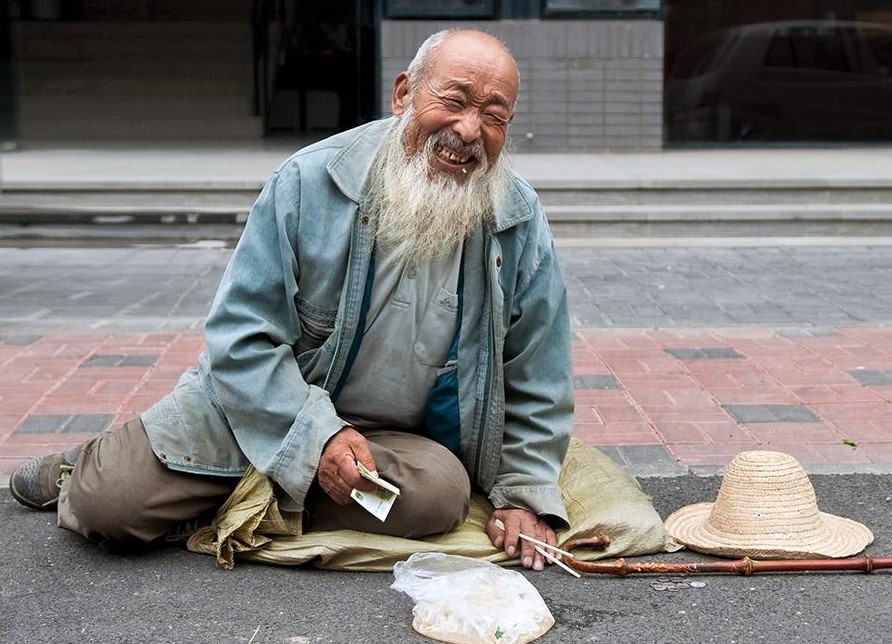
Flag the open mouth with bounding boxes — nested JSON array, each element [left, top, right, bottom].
[[435, 142, 475, 167]]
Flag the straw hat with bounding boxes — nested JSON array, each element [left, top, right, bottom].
[[665, 450, 874, 559]]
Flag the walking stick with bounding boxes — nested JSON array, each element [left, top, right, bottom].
[[563, 554, 892, 577], [556, 535, 891, 577]]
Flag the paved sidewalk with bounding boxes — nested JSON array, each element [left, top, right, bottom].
[[2, 245, 891, 480], [3, 140, 892, 189]]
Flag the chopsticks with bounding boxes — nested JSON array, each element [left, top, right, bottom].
[[532, 545, 581, 578], [493, 519, 581, 579]]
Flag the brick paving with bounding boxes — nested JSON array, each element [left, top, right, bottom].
[[2, 324, 891, 477], [573, 326, 892, 474], [0, 332, 203, 475], [2, 245, 892, 478]]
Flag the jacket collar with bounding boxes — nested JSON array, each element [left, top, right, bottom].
[[326, 117, 534, 231]]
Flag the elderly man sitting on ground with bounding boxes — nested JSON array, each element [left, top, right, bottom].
[[11, 29, 574, 572]]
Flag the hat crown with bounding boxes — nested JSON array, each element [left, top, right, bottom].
[[707, 451, 823, 537]]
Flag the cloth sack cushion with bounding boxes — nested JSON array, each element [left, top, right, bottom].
[[187, 439, 681, 570]]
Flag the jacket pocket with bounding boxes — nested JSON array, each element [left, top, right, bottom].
[[413, 286, 459, 367]]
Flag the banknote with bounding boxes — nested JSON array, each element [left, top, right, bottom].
[[351, 461, 401, 521]]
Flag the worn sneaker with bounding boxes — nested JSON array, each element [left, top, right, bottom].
[[9, 453, 75, 510]]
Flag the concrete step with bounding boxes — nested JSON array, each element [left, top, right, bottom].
[[0, 191, 258, 219], [537, 186, 892, 206], [4, 145, 891, 239], [3, 191, 892, 237], [545, 204, 892, 237]]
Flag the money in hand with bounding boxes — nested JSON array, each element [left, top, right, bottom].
[[350, 461, 401, 521]]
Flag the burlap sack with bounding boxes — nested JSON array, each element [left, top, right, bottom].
[[187, 439, 680, 570]]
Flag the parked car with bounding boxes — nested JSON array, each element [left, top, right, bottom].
[[666, 20, 892, 143]]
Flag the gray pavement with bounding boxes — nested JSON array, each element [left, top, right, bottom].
[[1, 242, 890, 333]]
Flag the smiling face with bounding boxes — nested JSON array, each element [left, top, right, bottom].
[[391, 31, 519, 181]]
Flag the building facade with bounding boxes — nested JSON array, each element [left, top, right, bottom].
[[2, 0, 890, 151]]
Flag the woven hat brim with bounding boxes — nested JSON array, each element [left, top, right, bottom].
[[665, 502, 874, 559]]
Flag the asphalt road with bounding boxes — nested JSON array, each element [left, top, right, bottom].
[[1, 474, 889, 643]]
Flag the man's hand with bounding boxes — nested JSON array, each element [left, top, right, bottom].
[[317, 427, 377, 505], [485, 508, 556, 571]]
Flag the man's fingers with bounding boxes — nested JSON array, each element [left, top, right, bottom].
[[318, 427, 379, 502], [529, 522, 556, 572], [317, 465, 349, 504], [488, 509, 555, 571], [349, 437, 377, 474]]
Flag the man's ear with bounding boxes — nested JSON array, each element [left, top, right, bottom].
[[391, 71, 410, 115]]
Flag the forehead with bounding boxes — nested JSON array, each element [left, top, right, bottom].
[[424, 34, 519, 106]]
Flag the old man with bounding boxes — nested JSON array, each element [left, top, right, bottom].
[[11, 29, 573, 571]]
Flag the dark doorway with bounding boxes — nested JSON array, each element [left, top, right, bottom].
[[1, 0, 16, 148], [260, 0, 377, 136]]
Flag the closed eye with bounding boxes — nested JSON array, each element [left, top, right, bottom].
[[484, 111, 508, 124], [442, 96, 465, 110]]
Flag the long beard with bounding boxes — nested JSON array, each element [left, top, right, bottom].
[[365, 109, 514, 264]]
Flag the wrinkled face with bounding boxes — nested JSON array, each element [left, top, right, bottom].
[[392, 32, 519, 182]]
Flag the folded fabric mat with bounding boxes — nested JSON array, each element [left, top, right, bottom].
[[187, 439, 681, 570]]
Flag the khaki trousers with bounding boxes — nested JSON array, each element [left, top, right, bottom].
[[58, 419, 470, 551]]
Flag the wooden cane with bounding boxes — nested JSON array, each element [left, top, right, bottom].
[[564, 554, 892, 577]]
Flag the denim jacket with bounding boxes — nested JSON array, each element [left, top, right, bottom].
[[141, 118, 574, 525]]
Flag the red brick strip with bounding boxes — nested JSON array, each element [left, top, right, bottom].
[[2, 327, 891, 476]]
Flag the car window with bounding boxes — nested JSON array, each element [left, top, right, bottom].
[[764, 26, 854, 73]]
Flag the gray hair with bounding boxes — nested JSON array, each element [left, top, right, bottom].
[[406, 29, 520, 88], [406, 30, 453, 83]]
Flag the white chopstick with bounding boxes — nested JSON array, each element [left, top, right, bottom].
[[493, 519, 575, 559], [534, 545, 581, 578]]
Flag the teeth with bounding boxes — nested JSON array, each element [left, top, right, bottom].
[[438, 147, 470, 164]]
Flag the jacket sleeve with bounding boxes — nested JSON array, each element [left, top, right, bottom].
[[203, 166, 345, 511], [489, 214, 574, 528]]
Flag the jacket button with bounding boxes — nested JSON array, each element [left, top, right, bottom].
[[361, 215, 369, 225], [496, 256, 502, 267]]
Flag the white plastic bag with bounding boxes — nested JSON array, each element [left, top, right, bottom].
[[391, 553, 555, 644]]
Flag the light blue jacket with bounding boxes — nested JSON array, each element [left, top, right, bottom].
[[142, 118, 574, 524]]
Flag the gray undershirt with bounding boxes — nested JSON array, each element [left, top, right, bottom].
[[335, 243, 463, 430]]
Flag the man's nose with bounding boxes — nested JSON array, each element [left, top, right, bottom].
[[453, 110, 482, 142]]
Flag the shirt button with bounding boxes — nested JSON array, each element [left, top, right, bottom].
[[496, 256, 502, 267]]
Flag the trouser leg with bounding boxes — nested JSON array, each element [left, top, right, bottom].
[[58, 418, 239, 550], [304, 430, 471, 538]]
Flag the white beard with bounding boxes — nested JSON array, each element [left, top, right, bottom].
[[365, 108, 514, 264]]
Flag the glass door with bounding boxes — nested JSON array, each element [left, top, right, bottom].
[[264, 0, 378, 135]]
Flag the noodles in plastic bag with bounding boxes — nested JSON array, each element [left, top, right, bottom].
[[391, 553, 554, 644]]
